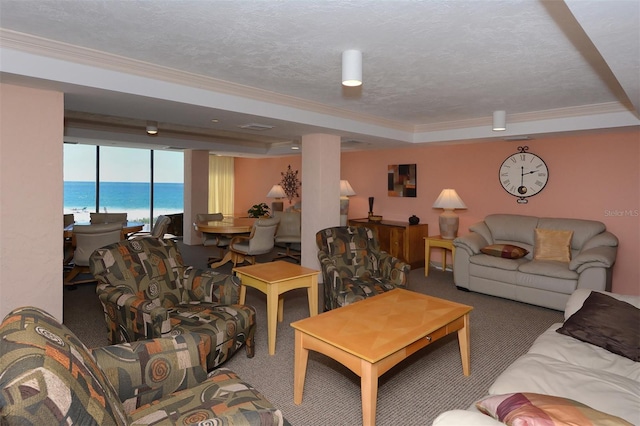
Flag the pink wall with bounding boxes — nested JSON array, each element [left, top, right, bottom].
[[235, 156, 302, 215], [235, 129, 639, 295]]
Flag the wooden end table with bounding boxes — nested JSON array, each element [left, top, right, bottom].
[[425, 235, 456, 277], [233, 261, 319, 355], [291, 289, 472, 426]]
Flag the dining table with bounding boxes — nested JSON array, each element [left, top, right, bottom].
[[64, 221, 145, 240], [194, 217, 256, 268]]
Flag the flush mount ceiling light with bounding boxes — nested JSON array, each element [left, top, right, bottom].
[[492, 110, 506, 132], [342, 49, 362, 87], [146, 121, 158, 135]]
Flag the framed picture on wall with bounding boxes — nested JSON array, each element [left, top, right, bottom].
[[388, 164, 417, 197]]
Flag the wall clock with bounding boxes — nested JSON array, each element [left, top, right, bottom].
[[499, 146, 549, 204]]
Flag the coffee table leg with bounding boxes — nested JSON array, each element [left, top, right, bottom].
[[457, 313, 471, 376], [293, 330, 309, 405], [360, 361, 379, 426], [267, 283, 279, 355]]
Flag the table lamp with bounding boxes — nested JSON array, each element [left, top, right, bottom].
[[432, 189, 467, 239], [340, 180, 356, 226], [266, 184, 286, 212]]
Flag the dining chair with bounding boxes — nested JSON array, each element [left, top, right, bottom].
[[129, 215, 171, 240], [90, 212, 128, 225], [228, 217, 280, 266], [64, 222, 123, 287], [272, 211, 301, 263], [63, 213, 76, 267], [195, 213, 230, 264]]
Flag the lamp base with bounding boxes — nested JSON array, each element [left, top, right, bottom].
[[271, 201, 284, 212], [340, 198, 349, 226], [439, 209, 459, 240]]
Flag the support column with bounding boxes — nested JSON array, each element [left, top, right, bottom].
[[183, 150, 209, 245], [301, 134, 341, 270], [0, 84, 64, 320]]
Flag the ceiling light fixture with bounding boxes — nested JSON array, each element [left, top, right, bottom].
[[146, 121, 158, 135], [342, 49, 362, 87], [492, 110, 506, 132]]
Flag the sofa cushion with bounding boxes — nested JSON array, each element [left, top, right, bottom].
[[476, 392, 632, 426], [470, 254, 525, 271], [557, 291, 640, 362], [485, 214, 539, 246], [481, 244, 529, 259], [534, 228, 573, 262], [518, 259, 579, 281], [128, 368, 284, 425], [538, 218, 606, 250]]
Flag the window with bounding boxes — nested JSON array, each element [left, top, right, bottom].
[[64, 144, 184, 230]]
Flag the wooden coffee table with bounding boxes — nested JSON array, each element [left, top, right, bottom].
[[291, 288, 472, 426], [233, 261, 319, 355]]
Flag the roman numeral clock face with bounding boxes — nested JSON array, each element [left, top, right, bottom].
[[499, 150, 549, 203]]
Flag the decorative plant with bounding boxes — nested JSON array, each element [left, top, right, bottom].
[[247, 203, 270, 218]]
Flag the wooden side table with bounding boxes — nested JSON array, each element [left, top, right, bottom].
[[424, 235, 456, 277], [233, 261, 319, 355]]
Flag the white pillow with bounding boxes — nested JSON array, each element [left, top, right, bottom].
[[564, 289, 640, 320]]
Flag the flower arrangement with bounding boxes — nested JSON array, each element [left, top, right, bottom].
[[247, 203, 270, 218]]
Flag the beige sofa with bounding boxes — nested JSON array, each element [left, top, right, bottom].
[[453, 214, 618, 310]]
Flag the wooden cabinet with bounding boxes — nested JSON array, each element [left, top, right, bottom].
[[348, 219, 428, 269]]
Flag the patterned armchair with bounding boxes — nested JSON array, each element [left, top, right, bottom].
[[316, 226, 410, 311], [0, 306, 283, 425], [89, 238, 256, 370]]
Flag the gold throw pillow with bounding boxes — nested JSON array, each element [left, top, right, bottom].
[[534, 228, 573, 262]]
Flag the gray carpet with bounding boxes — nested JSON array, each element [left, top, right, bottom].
[[63, 242, 563, 425]]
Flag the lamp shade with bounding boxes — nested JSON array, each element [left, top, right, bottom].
[[266, 184, 286, 199], [340, 180, 356, 197], [432, 189, 466, 209], [492, 110, 506, 131], [342, 50, 362, 87]]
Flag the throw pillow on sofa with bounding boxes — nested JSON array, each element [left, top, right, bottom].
[[557, 291, 640, 361], [533, 228, 573, 262], [480, 244, 529, 259], [476, 392, 632, 426]]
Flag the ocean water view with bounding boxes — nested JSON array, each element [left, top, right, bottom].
[[64, 181, 183, 224]]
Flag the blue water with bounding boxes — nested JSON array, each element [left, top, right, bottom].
[[64, 181, 183, 211]]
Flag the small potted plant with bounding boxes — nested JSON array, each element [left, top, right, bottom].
[[247, 203, 270, 218]]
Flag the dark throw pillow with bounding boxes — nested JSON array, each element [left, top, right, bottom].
[[557, 291, 640, 361], [480, 244, 529, 259]]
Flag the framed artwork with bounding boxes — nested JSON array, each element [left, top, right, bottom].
[[388, 164, 417, 197]]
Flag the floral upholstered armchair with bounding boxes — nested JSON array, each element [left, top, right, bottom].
[[316, 226, 410, 311], [89, 238, 256, 370], [0, 306, 284, 425]]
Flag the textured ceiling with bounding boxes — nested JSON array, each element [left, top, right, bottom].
[[0, 0, 638, 155]]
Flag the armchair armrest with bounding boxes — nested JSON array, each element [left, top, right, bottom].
[[570, 245, 618, 273], [453, 232, 489, 255], [91, 333, 210, 413], [96, 283, 170, 344], [378, 252, 410, 286], [181, 266, 240, 304]]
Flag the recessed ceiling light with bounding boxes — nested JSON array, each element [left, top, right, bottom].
[[211, 119, 219, 123]]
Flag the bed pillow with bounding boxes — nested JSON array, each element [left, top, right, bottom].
[[534, 228, 573, 262], [557, 291, 640, 361], [480, 244, 529, 259], [476, 392, 632, 426]]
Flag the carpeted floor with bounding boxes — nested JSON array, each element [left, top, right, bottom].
[[63, 241, 563, 425]]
